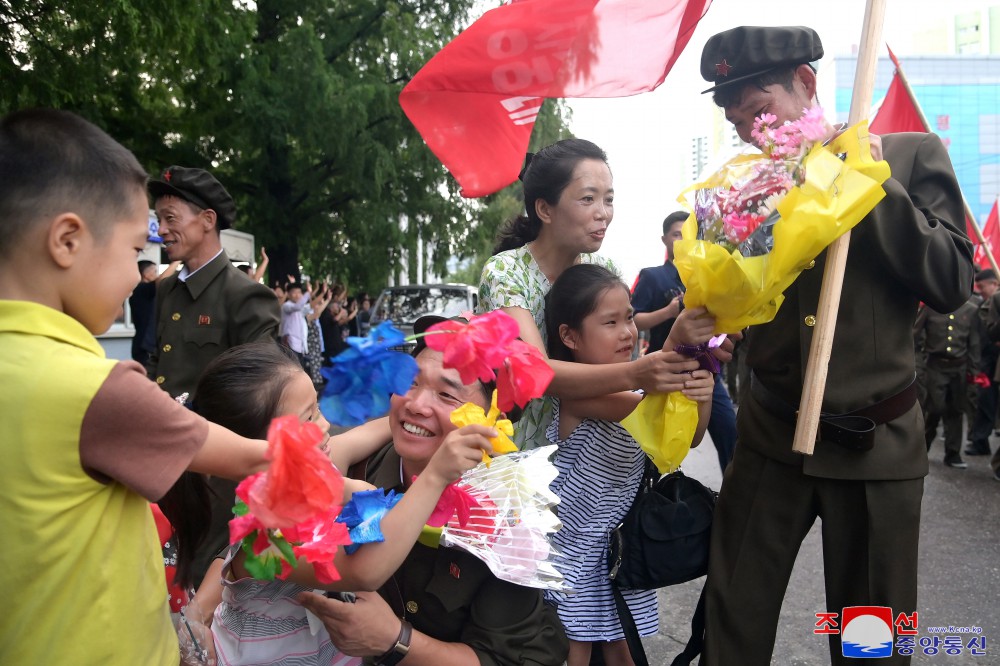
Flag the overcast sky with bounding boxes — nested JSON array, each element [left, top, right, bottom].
[[566, 0, 998, 283]]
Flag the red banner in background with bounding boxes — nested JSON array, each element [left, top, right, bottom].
[[870, 47, 990, 264], [400, 0, 712, 198], [869, 49, 926, 135], [976, 201, 1000, 270]]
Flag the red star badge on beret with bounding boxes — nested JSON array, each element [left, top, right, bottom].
[[715, 59, 732, 77], [163, 169, 172, 182]]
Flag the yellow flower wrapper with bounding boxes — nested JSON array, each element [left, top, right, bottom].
[[621, 393, 699, 474], [674, 121, 891, 333], [450, 390, 517, 465]]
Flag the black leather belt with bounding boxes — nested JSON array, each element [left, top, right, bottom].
[[925, 354, 966, 368], [749, 373, 918, 451]]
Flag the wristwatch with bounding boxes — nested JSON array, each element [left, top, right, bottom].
[[375, 619, 412, 666]]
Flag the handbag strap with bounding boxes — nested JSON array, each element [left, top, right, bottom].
[[611, 584, 649, 666], [613, 582, 707, 666], [670, 584, 707, 666], [613, 457, 708, 666]]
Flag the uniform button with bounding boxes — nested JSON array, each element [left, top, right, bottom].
[[172, 313, 181, 321], [804, 259, 816, 270], [163, 344, 172, 352], [948, 325, 954, 331], [946, 346, 952, 352], [405, 601, 419, 614], [156, 376, 166, 385], [804, 315, 817, 327], [947, 336, 953, 341], [949, 314, 955, 319]]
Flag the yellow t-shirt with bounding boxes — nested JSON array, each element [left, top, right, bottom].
[[0, 300, 204, 665]]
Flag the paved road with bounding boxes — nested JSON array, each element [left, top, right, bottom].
[[642, 430, 1000, 665]]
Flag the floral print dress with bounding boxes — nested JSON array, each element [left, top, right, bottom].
[[478, 245, 618, 450]]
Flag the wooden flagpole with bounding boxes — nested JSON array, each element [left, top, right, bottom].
[[792, 0, 887, 455], [890, 55, 1000, 277]]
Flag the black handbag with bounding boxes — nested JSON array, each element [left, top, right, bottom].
[[608, 459, 716, 589], [607, 458, 717, 666]]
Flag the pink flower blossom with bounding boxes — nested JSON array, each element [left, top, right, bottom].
[[795, 106, 828, 142], [723, 212, 765, 244], [229, 511, 266, 544], [424, 310, 521, 384], [237, 416, 344, 529], [283, 509, 352, 584], [495, 340, 554, 412], [425, 482, 481, 528]]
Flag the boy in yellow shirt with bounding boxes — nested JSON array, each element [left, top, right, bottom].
[[0, 109, 269, 665]]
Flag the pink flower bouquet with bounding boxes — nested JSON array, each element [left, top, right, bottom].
[[675, 110, 891, 333]]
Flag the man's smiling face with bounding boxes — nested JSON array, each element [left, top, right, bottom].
[[389, 348, 487, 475], [154, 194, 208, 264]]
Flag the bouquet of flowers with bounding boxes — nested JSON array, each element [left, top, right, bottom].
[[622, 333, 726, 474], [228, 416, 351, 584], [230, 310, 557, 582], [436, 445, 568, 592], [673, 108, 891, 333]]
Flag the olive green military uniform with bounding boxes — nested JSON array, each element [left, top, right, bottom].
[[980, 290, 1000, 477], [148, 250, 280, 400], [914, 298, 980, 459], [356, 444, 569, 666], [704, 133, 973, 666]]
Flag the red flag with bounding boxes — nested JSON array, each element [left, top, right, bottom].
[[975, 201, 1000, 269], [869, 48, 927, 134], [870, 47, 989, 265], [400, 0, 712, 197]]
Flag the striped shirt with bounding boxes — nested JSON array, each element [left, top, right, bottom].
[[543, 400, 658, 641], [212, 548, 360, 666]]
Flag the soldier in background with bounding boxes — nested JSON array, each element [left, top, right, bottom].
[[967, 268, 999, 457], [914, 297, 980, 469]]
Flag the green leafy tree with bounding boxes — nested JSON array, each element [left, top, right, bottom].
[[1, 0, 573, 295]]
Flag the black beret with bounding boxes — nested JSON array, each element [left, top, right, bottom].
[[412, 314, 469, 357], [976, 268, 997, 282], [700, 26, 823, 94], [148, 166, 237, 230]]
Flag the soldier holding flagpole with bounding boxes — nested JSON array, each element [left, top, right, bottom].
[[695, 23, 973, 665]]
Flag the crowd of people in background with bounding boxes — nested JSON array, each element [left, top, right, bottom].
[[266, 276, 373, 390], [1, 20, 995, 666]]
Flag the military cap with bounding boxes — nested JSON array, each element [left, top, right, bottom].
[[148, 166, 237, 230], [975, 268, 997, 282], [412, 314, 469, 356], [700, 26, 823, 94]]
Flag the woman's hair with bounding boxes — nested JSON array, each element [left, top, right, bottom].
[[157, 341, 303, 588], [544, 264, 628, 362], [492, 138, 608, 254]]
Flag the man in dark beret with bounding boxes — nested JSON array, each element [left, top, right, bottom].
[[968, 268, 1000, 457], [147, 166, 280, 584], [697, 26, 973, 665], [974, 269, 1000, 483]]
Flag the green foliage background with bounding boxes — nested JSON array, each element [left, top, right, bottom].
[[1, 0, 572, 294]]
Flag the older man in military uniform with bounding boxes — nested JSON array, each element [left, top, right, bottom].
[[148, 167, 280, 586], [147, 167, 280, 401], [697, 27, 973, 666], [914, 299, 980, 468]]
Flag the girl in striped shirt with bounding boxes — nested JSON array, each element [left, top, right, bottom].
[[542, 264, 713, 666]]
